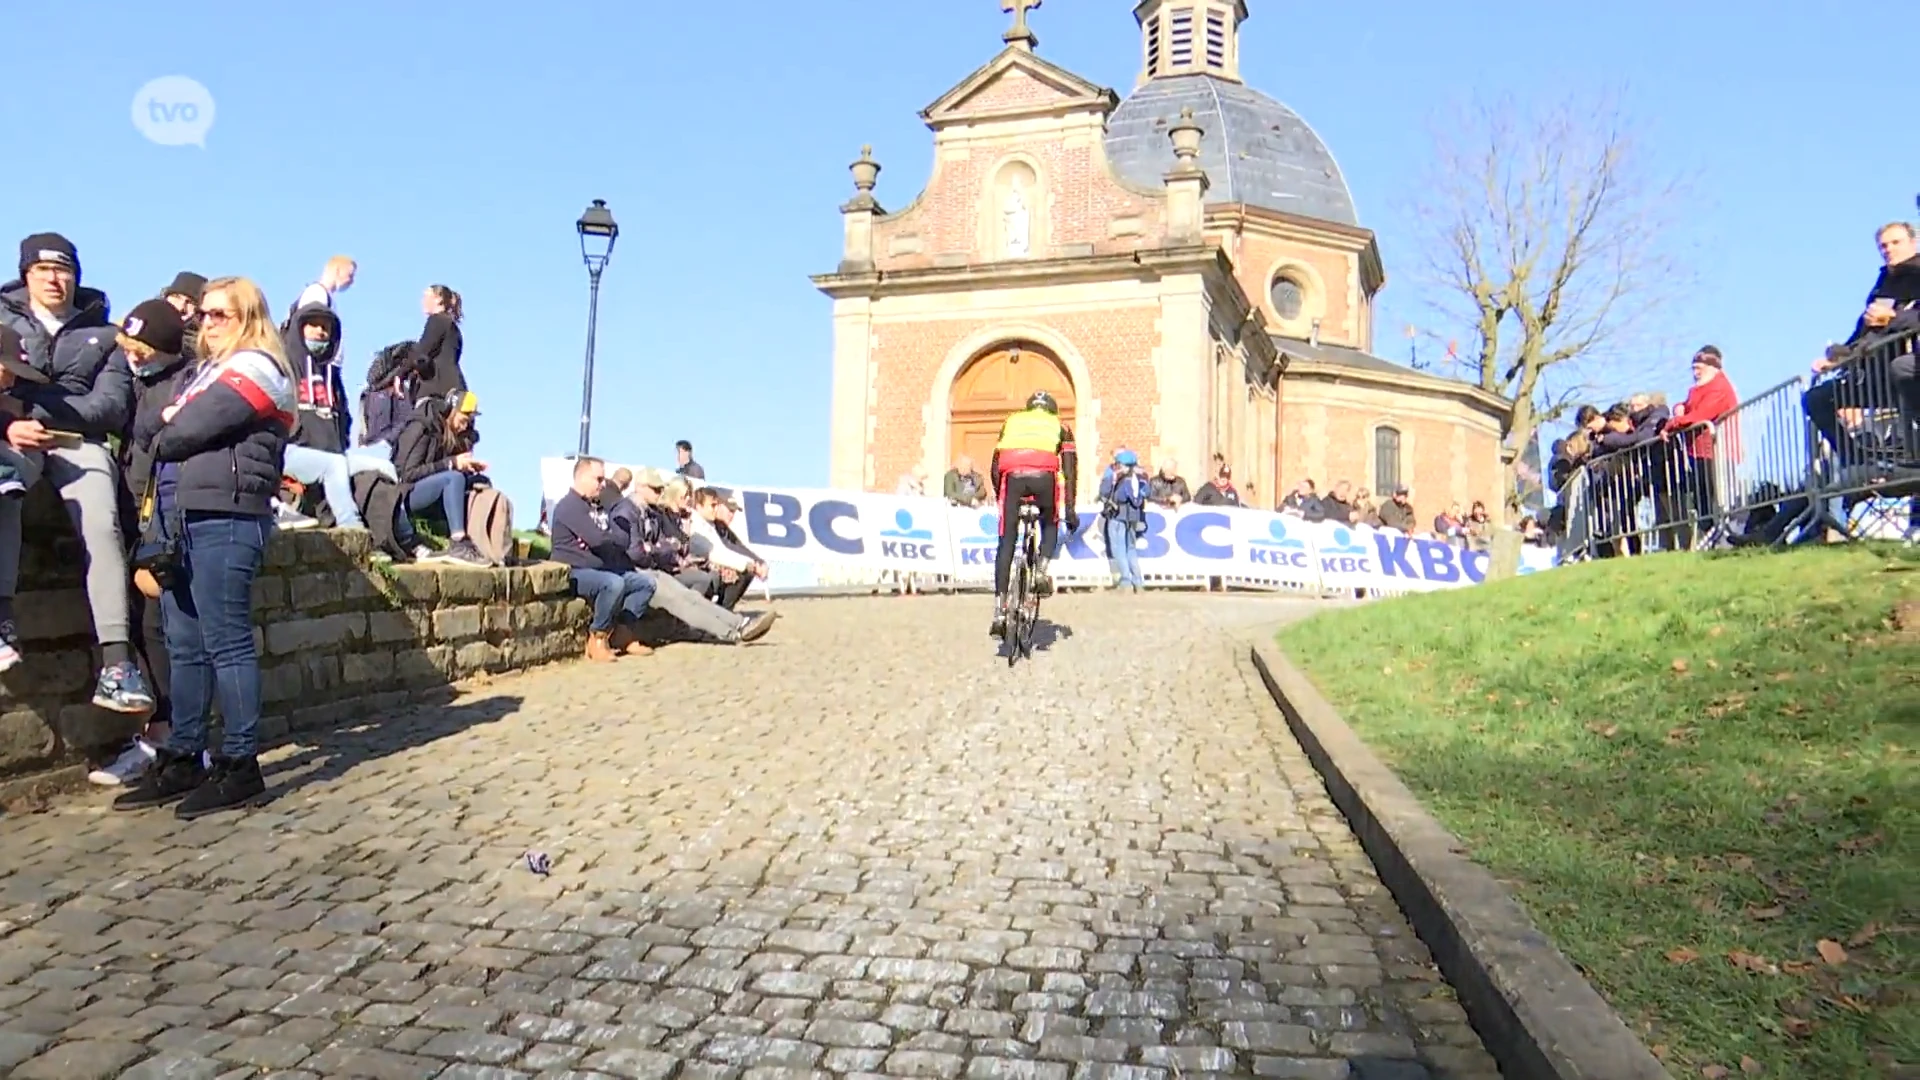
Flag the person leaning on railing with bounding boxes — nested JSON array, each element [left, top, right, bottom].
[[1803, 221, 1920, 465], [1662, 346, 1740, 544]]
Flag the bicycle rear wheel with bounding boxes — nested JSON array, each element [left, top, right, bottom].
[[1018, 524, 1040, 657], [1003, 521, 1028, 665]]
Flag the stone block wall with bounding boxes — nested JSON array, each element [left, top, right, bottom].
[[0, 486, 588, 779]]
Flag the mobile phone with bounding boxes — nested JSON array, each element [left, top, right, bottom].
[[43, 429, 84, 448], [1869, 297, 1896, 315]]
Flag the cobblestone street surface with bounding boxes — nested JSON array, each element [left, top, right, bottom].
[[0, 593, 1498, 1080]]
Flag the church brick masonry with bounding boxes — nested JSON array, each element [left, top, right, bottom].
[[814, 0, 1509, 512]]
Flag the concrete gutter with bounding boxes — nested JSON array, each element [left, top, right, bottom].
[[1248, 639, 1672, 1080]]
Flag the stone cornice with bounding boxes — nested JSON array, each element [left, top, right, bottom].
[[812, 245, 1233, 301], [1206, 204, 1386, 296], [920, 47, 1119, 132], [1281, 356, 1513, 422]]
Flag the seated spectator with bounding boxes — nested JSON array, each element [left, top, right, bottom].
[[1463, 501, 1494, 552], [691, 486, 771, 610], [1320, 480, 1357, 525], [91, 299, 197, 786], [358, 340, 417, 450], [405, 285, 465, 403], [550, 458, 773, 659], [278, 302, 366, 530], [944, 454, 989, 507], [1664, 346, 1740, 535], [393, 390, 489, 566], [1804, 222, 1920, 466], [1147, 459, 1190, 508], [896, 467, 927, 496], [1353, 488, 1381, 528], [1433, 502, 1466, 543], [113, 276, 295, 819], [675, 439, 706, 480], [1519, 515, 1550, 545], [1279, 478, 1318, 517], [1377, 486, 1415, 531], [0, 232, 152, 712], [1193, 457, 1241, 507]]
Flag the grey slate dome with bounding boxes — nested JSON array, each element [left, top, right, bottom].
[[1104, 74, 1358, 227]]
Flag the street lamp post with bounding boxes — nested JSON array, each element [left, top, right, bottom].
[[575, 198, 618, 456]]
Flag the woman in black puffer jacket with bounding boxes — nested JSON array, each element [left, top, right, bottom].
[[114, 277, 296, 821]]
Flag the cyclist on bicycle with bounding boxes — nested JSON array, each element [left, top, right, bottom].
[[988, 390, 1079, 636]]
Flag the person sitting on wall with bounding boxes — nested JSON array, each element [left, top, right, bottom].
[[392, 389, 488, 566], [690, 486, 770, 610]]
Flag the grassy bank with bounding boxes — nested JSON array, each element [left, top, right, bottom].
[[1278, 546, 1917, 1079]]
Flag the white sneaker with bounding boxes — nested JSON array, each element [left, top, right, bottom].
[[274, 502, 320, 530], [412, 545, 435, 563], [88, 739, 157, 786]]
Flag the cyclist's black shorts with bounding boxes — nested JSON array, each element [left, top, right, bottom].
[[995, 470, 1058, 595]]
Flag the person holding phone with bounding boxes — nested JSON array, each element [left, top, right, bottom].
[[1803, 221, 1920, 459], [391, 388, 490, 566], [0, 233, 151, 716]]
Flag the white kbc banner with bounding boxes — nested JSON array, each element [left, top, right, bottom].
[[540, 458, 1557, 593]]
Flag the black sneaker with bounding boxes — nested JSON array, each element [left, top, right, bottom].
[[0, 618, 20, 674], [736, 610, 777, 643], [429, 538, 490, 567], [113, 748, 207, 811], [175, 755, 267, 820]]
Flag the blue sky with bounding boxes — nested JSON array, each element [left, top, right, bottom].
[[4, 0, 1913, 513]]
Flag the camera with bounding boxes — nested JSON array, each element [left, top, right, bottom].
[[131, 534, 183, 590]]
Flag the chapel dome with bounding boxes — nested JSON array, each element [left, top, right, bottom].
[[1104, 74, 1358, 227]]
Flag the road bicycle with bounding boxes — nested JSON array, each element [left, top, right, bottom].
[[1003, 500, 1043, 665]]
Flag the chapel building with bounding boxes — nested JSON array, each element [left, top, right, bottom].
[[813, 0, 1509, 511]]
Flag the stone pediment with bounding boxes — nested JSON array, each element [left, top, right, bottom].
[[920, 48, 1118, 130]]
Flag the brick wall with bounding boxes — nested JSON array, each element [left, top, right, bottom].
[[867, 306, 1161, 494], [870, 104, 1168, 269], [1274, 393, 1502, 518], [1230, 232, 1359, 345], [0, 487, 588, 782]]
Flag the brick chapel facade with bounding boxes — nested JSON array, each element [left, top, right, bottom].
[[813, 0, 1510, 513]]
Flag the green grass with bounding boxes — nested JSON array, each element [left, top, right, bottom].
[[1278, 545, 1918, 1079]]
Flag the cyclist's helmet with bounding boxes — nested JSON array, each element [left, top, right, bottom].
[[1026, 390, 1058, 415]]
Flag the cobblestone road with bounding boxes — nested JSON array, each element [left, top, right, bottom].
[[0, 593, 1497, 1080]]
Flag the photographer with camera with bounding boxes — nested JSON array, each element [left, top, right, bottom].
[[1099, 448, 1150, 593]]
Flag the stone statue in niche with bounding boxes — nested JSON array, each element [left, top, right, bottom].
[[1003, 175, 1031, 257]]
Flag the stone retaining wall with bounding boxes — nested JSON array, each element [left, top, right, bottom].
[[0, 487, 588, 779]]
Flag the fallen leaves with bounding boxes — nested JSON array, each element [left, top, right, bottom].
[[1847, 922, 1882, 948], [1701, 1065, 1728, 1079], [1671, 657, 1690, 674], [1741, 1055, 1762, 1075], [1836, 831, 1882, 854], [1815, 939, 1848, 966], [1665, 725, 1698, 746], [1745, 904, 1787, 922], [1665, 946, 1700, 964], [1585, 720, 1621, 739], [1725, 854, 1755, 872], [1726, 949, 1779, 975]]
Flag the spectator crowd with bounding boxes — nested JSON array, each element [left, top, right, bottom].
[[1548, 218, 1918, 555], [0, 230, 775, 822]]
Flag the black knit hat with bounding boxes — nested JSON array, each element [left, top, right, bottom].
[[119, 299, 186, 357], [18, 232, 79, 279], [162, 271, 206, 304]]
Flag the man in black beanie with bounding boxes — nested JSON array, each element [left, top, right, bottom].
[[0, 231, 149, 716], [159, 271, 205, 361]]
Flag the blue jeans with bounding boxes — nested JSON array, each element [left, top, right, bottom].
[[570, 568, 657, 632], [282, 445, 363, 528], [1106, 517, 1144, 588], [162, 513, 272, 759], [408, 470, 467, 535]]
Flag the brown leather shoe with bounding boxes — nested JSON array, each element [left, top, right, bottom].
[[585, 631, 616, 662]]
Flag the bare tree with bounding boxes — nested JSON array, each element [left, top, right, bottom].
[[1412, 93, 1692, 574]]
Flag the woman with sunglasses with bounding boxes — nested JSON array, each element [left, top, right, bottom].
[[114, 277, 297, 819]]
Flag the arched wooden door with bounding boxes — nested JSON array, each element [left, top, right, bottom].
[[948, 342, 1076, 469]]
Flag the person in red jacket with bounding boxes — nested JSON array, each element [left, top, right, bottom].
[[1663, 345, 1740, 541]]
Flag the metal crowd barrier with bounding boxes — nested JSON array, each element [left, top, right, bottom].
[[1558, 324, 1919, 558], [1581, 420, 1713, 556]]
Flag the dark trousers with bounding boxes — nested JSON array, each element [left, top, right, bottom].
[[994, 471, 1058, 595], [162, 513, 272, 759], [129, 586, 172, 726], [717, 570, 754, 610]]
